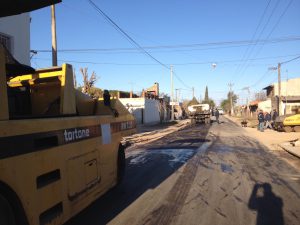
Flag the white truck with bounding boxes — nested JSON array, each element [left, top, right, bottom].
[[187, 104, 211, 124]]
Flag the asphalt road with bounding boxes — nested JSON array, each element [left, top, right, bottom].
[[65, 116, 300, 225]]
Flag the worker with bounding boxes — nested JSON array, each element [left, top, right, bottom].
[[265, 111, 272, 129], [215, 108, 220, 124], [258, 110, 265, 132]]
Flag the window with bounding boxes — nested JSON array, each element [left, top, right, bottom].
[[0, 32, 12, 53]]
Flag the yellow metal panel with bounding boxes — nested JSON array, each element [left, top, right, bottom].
[[284, 114, 300, 126], [36, 181, 63, 215], [7, 68, 63, 87], [9, 70, 63, 82], [60, 64, 76, 115], [67, 155, 86, 198]]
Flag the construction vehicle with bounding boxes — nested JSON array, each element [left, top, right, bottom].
[[187, 104, 211, 124], [274, 114, 300, 132], [0, 2, 136, 225]]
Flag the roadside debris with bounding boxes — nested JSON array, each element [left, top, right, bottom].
[[123, 120, 191, 147]]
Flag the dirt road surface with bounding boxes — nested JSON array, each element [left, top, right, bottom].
[[65, 116, 300, 225]]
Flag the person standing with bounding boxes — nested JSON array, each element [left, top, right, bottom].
[[265, 111, 272, 129], [215, 108, 220, 124], [258, 110, 265, 132]]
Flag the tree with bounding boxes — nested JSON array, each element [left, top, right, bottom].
[[221, 99, 230, 112], [187, 97, 200, 106], [80, 68, 99, 98], [228, 91, 238, 104], [221, 91, 238, 113], [201, 86, 215, 108], [204, 86, 209, 102]]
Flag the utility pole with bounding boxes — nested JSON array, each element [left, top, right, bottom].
[[277, 63, 281, 115], [170, 65, 174, 121], [228, 83, 234, 116], [175, 88, 179, 102], [285, 70, 288, 115], [51, 5, 58, 66], [192, 87, 195, 98]]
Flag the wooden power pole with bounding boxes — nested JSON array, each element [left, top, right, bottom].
[[51, 5, 58, 66], [278, 63, 281, 115], [170, 65, 174, 121]]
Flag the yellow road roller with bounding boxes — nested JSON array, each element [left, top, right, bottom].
[[274, 114, 300, 132]]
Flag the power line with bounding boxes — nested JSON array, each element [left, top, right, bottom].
[[250, 70, 272, 88], [244, 0, 294, 68], [281, 55, 300, 64], [33, 35, 300, 53], [172, 71, 192, 89], [232, 0, 272, 81], [235, 0, 294, 85], [87, 1, 194, 92], [33, 53, 300, 66], [233, 0, 281, 83], [87, 0, 169, 70]]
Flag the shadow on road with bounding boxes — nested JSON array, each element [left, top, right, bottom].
[[248, 183, 284, 225], [65, 126, 210, 225]]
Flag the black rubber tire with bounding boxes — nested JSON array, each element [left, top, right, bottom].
[[0, 195, 16, 225], [117, 145, 126, 185], [283, 126, 293, 133], [294, 126, 300, 132]]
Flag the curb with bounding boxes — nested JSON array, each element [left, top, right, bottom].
[[279, 143, 300, 159]]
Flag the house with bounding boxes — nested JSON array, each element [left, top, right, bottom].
[[119, 97, 160, 124], [118, 83, 169, 124], [258, 99, 272, 113], [0, 13, 31, 65], [263, 77, 300, 115]]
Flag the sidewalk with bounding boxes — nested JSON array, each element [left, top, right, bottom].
[[225, 115, 300, 158]]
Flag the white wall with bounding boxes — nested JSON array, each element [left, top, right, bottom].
[[144, 99, 160, 124], [0, 13, 30, 65], [119, 98, 160, 124], [119, 98, 145, 124], [258, 99, 272, 112]]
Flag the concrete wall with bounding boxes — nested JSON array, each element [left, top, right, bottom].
[[282, 102, 300, 114], [119, 98, 160, 124], [273, 77, 300, 96], [0, 13, 30, 65], [258, 99, 272, 112], [144, 98, 160, 124]]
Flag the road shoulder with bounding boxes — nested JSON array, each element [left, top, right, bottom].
[[224, 115, 300, 167]]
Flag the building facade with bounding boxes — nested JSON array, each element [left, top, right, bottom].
[[119, 98, 161, 124], [0, 13, 30, 65], [263, 77, 300, 115]]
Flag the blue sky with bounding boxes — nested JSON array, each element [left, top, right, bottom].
[[30, 0, 300, 105]]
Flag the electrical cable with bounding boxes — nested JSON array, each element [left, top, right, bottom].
[[172, 71, 192, 90], [33, 35, 300, 53], [87, 0, 169, 70], [281, 55, 300, 64], [235, 0, 294, 85], [233, 0, 281, 83], [231, 0, 272, 81], [33, 53, 300, 66]]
